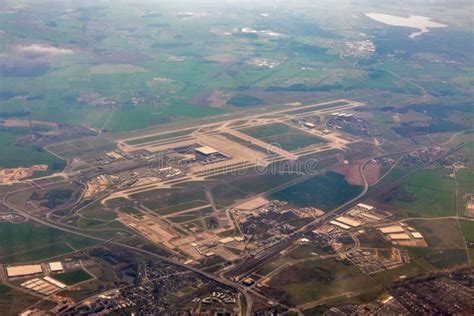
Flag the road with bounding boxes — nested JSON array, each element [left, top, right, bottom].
[[0, 199, 255, 316]]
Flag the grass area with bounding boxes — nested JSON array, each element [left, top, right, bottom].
[[54, 269, 93, 285], [125, 128, 196, 145], [80, 200, 117, 221], [460, 220, 474, 242], [118, 206, 142, 216], [167, 207, 213, 223], [357, 230, 392, 248], [220, 132, 271, 156], [394, 168, 456, 218], [239, 123, 326, 151], [140, 190, 209, 215], [408, 219, 465, 248], [288, 244, 329, 260], [0, 127, 66, 172], [0, 243, 74, 264], [456, 169, 474, 216], [372, 261, 430, 285], [0, 221, 96, 259], [270, 172, 362, 211], [0, 283, 40, 315], [406, 247, 468, 269], [212, 173, 301, 208], [269, 258, 378, 306]]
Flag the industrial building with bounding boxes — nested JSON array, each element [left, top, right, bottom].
[[388, 233, 411, 240], [356, 203, 375, 211], [411, 232, 424, 239], [6, 264, 43, 278], [43, 276, 67, 289], [48, 261, 64, 272], [20, 277, 66, 295], [335, 216, 362, 228], [219, 237, 235, 244], [379, 225, 405, 234], [330, 220, 351, 230]]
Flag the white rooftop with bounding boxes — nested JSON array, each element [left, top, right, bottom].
[[6, 264, 42, 277], [379, 225, 405, 234], [48, 262, 64, 272], [335, 216, 362, 227], [195, 146, 219, 155]]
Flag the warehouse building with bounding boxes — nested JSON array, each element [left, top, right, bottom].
[[330, 220, 351, 230], [335, 216, 362, 227], [388, 233, 411, 240], [48, 262, 64, 272], [6, 264, 43, 278], [356, 203, 375, 211], [411, 232, 424, 239], [379, 225, 405, 234]]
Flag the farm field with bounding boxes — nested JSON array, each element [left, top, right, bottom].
[[268, 258, 378, 306], [0, 0, 473, 314], [0, 243, 74, 264], [0, 221, 96, 260], [408, 219, 465, 248], [0, 284, 40, 316], [460, 220, 474, 242], [0, 128, 66, 171], [393, 168, 456, 218], [270, 172, 362, 211]]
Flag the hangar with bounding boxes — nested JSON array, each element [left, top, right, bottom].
[[195, 146, 219, 156]]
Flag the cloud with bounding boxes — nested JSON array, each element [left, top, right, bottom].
[[15, 44, 73, 58]]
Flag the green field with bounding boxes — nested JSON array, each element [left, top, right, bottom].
[[0, 283, 41, 315], [239, 123, 326, 151], [54, 269, 93, 285], [456, 169, 474, 216], [408, 219, 465, 248], [394, 168, 456, 218], [270, 172, 362, 211], [79, 200, 117, 221], [0, 221, 96, 260], [139, 190, 209, 215], [125, 128, 196, 145], [269, 258, 378, 305], [167, 207, 213, 223], [406, 246, 468, 270], [288, 244, 329, 260], [0, 243, 74, 264], [212, 173, 301, 208], [0, 128, 66, 171], [460, 220, 474, 242]]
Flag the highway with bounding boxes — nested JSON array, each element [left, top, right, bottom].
[[0, 198, 255, 315]]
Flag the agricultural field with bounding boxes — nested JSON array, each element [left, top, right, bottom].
[[0, 284, 40, 316], [239, 123, 326, 151], [0, 221, 96, 262], [268, 258, 378, 306], [212, 173, 301, 208], [270, 172, 362, 211], [0, 0, 473, 315], [408, 219, 465, 248], [392, 168, 456, 218], [0, 127, 65, 171]]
